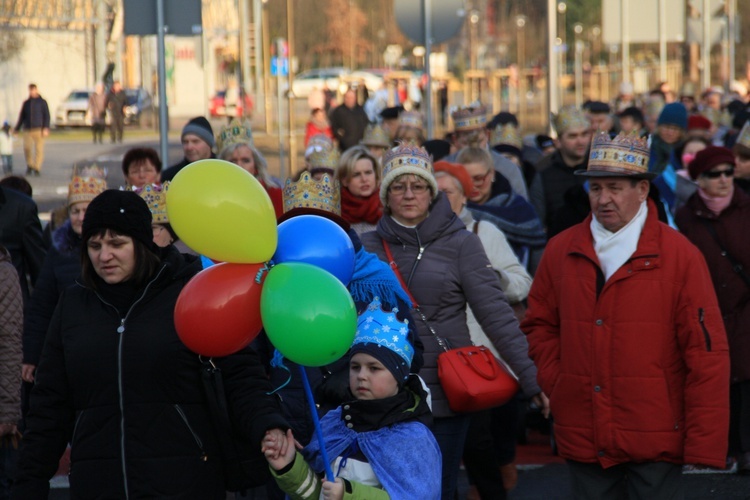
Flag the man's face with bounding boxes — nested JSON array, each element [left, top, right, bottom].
[[589, 177, 649, 233], [588, 113, 612, 134], [619, 116, 640, 135], [558, 126, 591, 165], [658, 124, 683, 145], [29, 86, 38, 98], [344, 90, 357, 108], [735, 154, 750, 180], [182, 134, 212, 163]]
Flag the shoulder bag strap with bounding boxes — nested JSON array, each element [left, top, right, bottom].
[[472, 220, 480, 235], [381, 238, 450, 352], [699, 218, 750, 291]]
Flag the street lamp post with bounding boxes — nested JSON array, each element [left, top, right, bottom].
[[516, 15, 526, 118], [557, 2, 567, 106], [470, 9, 480, 70], [574, 23, 583, 107]]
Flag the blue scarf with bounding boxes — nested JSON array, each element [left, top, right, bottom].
[[348, 248, 411, 310]]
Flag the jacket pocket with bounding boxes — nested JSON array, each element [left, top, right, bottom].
[[174, 404, 207, 460], [698, 308, 712, 352]]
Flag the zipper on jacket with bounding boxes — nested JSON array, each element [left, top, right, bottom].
[[174, 405, 208, 461], [698, 308, 712, 352], [92, 264, 168, 499]]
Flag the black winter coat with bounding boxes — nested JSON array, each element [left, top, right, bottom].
[[13, 247, 287, 499], [24, 221, 82, 366]]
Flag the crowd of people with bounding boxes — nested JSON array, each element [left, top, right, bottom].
[[0, 77, 747, 499]]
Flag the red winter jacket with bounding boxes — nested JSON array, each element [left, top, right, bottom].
[[522, 200, 730, 469]]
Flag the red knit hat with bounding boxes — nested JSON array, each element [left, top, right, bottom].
[[433, 161, 474, 197], [687, 114, 712, 131], [688, 146, 735, 180]]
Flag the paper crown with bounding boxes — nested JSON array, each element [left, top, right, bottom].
[[307, 147, 341, 171], [551, 106, 589, 134], [736, 120, 750, 149], [361, 124, 390, 148], [382, 141, 433, 175], [399, 111, 425, 131], [579, 132, 654, 179], [305, 134, 334, 159], [490, 124, 523, 150], [216, 118, 253, 153], [68, 176, 107, 205], [130, 182, 169, 223], [451, 103, 488, 132], [353, 297, 414, 368], [73, 163, 107, 180], [282, 171, 341, 216]]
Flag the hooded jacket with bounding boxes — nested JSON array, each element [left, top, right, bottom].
[[523, 200, 730, 468], [361, 194, 540, 418], [13, 246, 287, 499]]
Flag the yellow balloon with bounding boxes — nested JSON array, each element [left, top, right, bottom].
[[167, 159, 278, 263]]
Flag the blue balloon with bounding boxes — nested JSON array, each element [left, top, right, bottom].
[[273, 215, 355, 286]]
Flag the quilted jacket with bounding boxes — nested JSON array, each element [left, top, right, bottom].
[[0, 246, 22, 425]]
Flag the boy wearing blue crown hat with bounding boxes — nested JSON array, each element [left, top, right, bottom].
[[262, 297, 441, 500], [523, 131, 731, 497]]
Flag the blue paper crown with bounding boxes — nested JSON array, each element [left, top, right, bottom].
[[353, 297, 413, 367]]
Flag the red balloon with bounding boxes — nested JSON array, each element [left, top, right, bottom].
[[175, 262, 264, 357]]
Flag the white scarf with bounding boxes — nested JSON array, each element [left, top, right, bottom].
[[590, 200, 648, 281]]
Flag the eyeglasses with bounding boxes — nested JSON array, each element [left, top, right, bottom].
[[388, 183, 430, 195], [471, 170, 492, 184], [701, 167, 734, 179]]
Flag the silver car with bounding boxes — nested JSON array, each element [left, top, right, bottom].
[[55, 89, 95, 128]]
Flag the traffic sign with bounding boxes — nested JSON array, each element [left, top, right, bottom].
[[394, 0, 465, 45], [271, 57, 289, 77]]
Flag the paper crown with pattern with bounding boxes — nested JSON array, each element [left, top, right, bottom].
[[551, 106, 590, 134], [68, 176, 107, 205], [399, 111, 425, 131], [578, 132, 655, 179], [305, 134, 334, 159], [130, 182, 169, 223], [490, 124, 523, 150], [361, 124, 390, 148], [736, 120, 750, 149], [307, 147, 341, 171], [282, 171, 341, 215], [352, 297, 414, 368], [73, 164, 107, 179], [451, 103, 488, 132], [216, 118, 253, 153]]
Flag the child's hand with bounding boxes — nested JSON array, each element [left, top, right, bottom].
[[262, 428, 296, 470], [321, 477, 344, 500]]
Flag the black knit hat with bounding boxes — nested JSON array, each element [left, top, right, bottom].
[[181, 116, 215, 148], [82, 190, 155, 250]]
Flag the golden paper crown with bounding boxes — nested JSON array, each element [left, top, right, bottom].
[[399, 111, 425, 131], [551, 106, 590, 134], [451, 103, 488, 132], [582, 132, 654, 179], [307, 147, 341, 171], [216, 118, 254, 153], [361, 124, 390, 148], [490, 124, 523, 150], [131, 182, 169, 223], [305, 134, 334, 159], [736, 120, 750, 149], [282, 171, 341, 216], [68, 176, 107, 205]]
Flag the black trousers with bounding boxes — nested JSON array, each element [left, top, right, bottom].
[[110, 113, 124, 142], [729, 380, 750, 455], [567, 460, 684, 500]]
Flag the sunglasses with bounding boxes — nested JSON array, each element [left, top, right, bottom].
[[701, 167, 734, 179]]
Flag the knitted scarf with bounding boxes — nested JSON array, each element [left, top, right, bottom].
[[341, 188, 383, 225], [348, 247, 411, 310]]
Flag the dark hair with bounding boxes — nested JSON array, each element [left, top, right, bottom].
[[122, 147, 162, 177], [81, 228, 160, 290], [618, 107, 645, 127], [0, 176, 32, 197], [28, 83, 37, 90]]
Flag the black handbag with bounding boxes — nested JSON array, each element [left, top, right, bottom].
[[199, 357, 269, 492]]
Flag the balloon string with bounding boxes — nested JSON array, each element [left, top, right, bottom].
[[299, 365, 335, 482], [266, 349, 292, 395], [255, 261, 274, 284]]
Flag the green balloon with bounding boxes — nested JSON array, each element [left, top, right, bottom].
[[261, 262, 357, 367]]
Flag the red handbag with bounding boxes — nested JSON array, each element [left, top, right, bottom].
[[382, 239, 520, 413]]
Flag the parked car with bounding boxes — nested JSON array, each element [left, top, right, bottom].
[[289, 67, 348, 98], [209, 88, 253, 118], [123, 88, 154, 127], [55, 89, 94, 128], [342, 70, 385, 93]]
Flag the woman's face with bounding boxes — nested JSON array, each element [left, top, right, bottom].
[[697, 163, 735, 198], [126, 160, 159, 188], [436, 175, 466, 215], [463, 161, 494, 204], [386, 174, 432, 226], [68, 202, 89, 236], [658, 124, 683, 145], [152, 224, 173, 248], [343, 158, 377, 197], [87, 230, 136, 284], [228, 145, 257, 176], [681, 140, 707, 168]]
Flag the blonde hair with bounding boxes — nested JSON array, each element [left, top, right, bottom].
[[336, 145, 381, 184], [219, 143, 279, 188], [456, 146, 493, 171]]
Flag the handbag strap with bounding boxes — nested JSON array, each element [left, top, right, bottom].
[[700, 218, 750, 291], [382, 238, 450, 352]]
